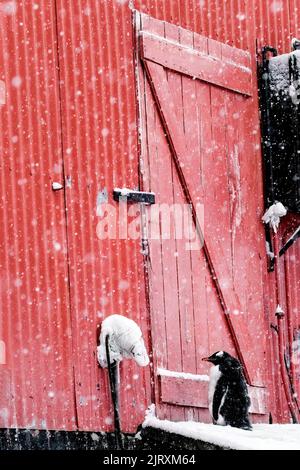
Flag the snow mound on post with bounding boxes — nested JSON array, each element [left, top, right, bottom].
[[142, 414, 300, 450], [262, 202, 287, 232], [97, 314, 149, 368], [269, 50, 300, 96]]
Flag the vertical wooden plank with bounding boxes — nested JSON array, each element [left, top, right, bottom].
[[177, 26, 202, 423], [199, 41, 238, 361], [231, 80, 267, 386], [161, 20, 187, 422], [135, 11, 160, 421], [159, 31, 189, 419], [205, 41, 234, 354], [142, 14, 177, 421], [191, 34, 215, 402], [191, 35, 211, 378], [143, 88, 171, 421]]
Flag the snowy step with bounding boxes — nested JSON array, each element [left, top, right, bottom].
[[142, 416, 300, 450]]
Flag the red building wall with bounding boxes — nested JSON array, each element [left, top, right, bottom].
[[0, 0, 299, 432]]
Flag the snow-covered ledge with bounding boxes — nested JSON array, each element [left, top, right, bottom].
[[142, 409, 300, 450]]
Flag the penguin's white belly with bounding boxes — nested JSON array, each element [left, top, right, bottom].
[[208, 365, 228, 425], [208, 365, 221, 417], [216, 386, 228, 426]]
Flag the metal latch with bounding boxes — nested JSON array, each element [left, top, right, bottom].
[[113, 188, 155, 205]]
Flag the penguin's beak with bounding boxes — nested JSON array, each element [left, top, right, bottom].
[[202, 357, 211, 362]]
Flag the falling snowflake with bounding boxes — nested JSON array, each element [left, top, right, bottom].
[[104, 416, 113, 425], [0, 1, 17, 15], [83, 7, 91, 16], [271, 1, 284, 13], [11, 76, 22, 88], [118, 280, 130, 291], [101, 128, 109, 138], [53, 242, 62, 251]]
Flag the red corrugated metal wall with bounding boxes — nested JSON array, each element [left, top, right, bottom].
[[0, 0, 299, 432], [0, 0, 76, 430], [54, 0, 152, 432], [0, 0, 152, 433]]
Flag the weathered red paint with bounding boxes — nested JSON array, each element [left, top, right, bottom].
[[140, 32, 253, 95], [0, 0, 299, 433], [159, 373, 266, 415], [0, 0, 76, 430], [137, 11, 268, 423], [0, 0, 152, 433]]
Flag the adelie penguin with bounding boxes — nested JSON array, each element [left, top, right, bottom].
[[203, 351, 252, 431]]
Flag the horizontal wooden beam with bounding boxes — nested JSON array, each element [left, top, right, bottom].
[[159, 374, 267, 415], [140, 32, 253, 96]]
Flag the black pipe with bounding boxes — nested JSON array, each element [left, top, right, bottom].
[[105, 334, 123, 449], [259, 46, 278, 208], [258, 47, 278, 272], [279, 226, 300, 256]]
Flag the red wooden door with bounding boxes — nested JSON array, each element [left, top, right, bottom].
[[137, 13, 268, 422], [0, 2, 76, 429]]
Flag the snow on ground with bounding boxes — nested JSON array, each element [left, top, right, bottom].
[[143, 414, 300, 450]]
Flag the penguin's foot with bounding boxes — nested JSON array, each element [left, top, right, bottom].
[[241, 426, 253, 431]]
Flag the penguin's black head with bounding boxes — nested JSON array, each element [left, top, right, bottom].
[[292, 37, 300, 51], [202, 350, 232, 365]]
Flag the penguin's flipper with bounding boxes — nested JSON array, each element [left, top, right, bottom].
[[212, 377, 228, 422]]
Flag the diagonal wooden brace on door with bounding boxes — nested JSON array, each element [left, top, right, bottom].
[[140, 35, 255, 384]]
